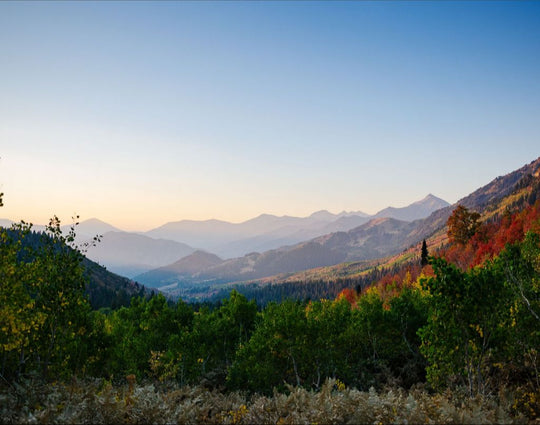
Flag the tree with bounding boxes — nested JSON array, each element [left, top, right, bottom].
[[0, 216, 95, 379], [0, 223, 46, 378], [419, 257, 510, 395], [32, 216, 92, 378], [501, 232, 540, 322], [498, 233, 540, 391], [447, 205, 481, 245], [227, 300, 309, 393], [421, 240, 429, 267]]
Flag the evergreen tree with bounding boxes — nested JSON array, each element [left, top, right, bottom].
[[421, 240, 429, 267]]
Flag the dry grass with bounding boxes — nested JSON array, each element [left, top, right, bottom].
[[1, 377, 532, 424]]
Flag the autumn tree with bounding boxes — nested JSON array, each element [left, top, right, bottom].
[[447, 205, 481, 245]]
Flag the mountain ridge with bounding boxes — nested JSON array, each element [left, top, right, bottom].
[[2, 193, 450, 278], [135, 158, 540, 295]]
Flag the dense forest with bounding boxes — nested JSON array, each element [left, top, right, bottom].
[[1, 197, 540, 423]]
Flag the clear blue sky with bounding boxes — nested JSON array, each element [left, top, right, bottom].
[[1, 1, 539, 231]]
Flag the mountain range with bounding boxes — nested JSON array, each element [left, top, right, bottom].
[[134, 194, 449, 290], [135, 158, 540, 295], [145, 194, 448, 258], [90, 193, 448, 278], [1, 194, 448, 280], [2, 157, 539, 304]]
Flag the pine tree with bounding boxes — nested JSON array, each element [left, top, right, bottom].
[[421, 239, 429, 267]]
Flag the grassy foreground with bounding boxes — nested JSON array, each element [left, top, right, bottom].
[[1, 377, 532, 424]]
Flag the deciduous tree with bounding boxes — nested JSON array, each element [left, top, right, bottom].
[[447, 205, 481, 245]]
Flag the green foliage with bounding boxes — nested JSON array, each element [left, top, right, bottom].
[[418, 240, 540, 396], [0, 223, 45, 358], [228, 292, 428, 394], [498, 232, 540, 393], [0, 218, 93, 379], [227, 300, 308, 393], [32, 217, 92, 378], [419, 257, 508, 394]]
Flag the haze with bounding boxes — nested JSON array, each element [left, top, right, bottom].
[[1, 2, 539, 231]]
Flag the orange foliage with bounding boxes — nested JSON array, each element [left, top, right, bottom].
[[337, 288, 359, 306], [335, 200, 540, 306], [442, 200, 540, 270]]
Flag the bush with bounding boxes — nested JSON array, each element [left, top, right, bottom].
[[1, 377, 525, 424]]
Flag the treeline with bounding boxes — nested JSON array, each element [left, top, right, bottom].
[[205, 270, 385, 307]]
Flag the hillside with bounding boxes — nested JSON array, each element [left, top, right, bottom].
[[83, 257, 155, 309], [135, 250, 223, 288], [252, 157, 540, 287], [0, 225, 154, 309], [85, 231, 196, 277], [136, 217, 416, 291], [138, 156, 540, 298]]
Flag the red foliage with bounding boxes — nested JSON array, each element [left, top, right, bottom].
[[337, 288, 359, 305], [336, 200, 540, 305], [443, 200, 540, 270]]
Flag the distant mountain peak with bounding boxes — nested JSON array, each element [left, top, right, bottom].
[[374, 194, 450, 222], [309, 210, 336, 221], [82, 217, 113, 225], [255, 213, 277, 219], [66, 218, 121, 237], [414, 193, 449, 206]]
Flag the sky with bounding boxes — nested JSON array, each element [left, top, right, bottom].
[[1, 1, 539, 232]]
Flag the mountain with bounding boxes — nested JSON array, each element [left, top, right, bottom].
[[144, 214, 334, 258], [459, 158, 540, 211], [138, 157, 540, 295], [3, 196, 447, 276], [85, 231, 196, 278], [83, 257, 155, 309], [144, 197, 442, 259], [61, 218, 122, 242], [143, 213, 339, 254], [136, 216, 417, 290], [373, 194, 450, 222], [134, 250, 223, 288], [146, 218, 240, 249], [404, 157, 540, 248], [321, 214, 371, 232], [74, 218, 121, 236], [204, 217, 416, 281]]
